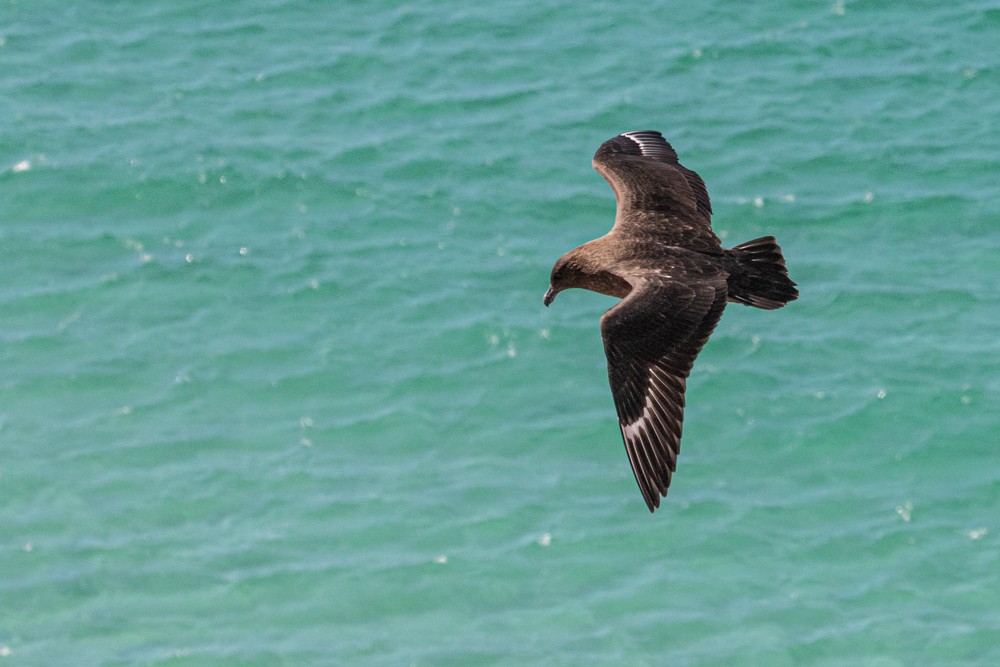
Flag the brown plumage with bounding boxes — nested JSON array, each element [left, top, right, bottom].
[[544, 130, 798, 512]]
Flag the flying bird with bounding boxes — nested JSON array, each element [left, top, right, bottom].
[[544, 130, 798, 512]]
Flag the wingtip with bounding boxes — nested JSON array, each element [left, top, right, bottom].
[[622, 129, 662, 138], [641, 488, 661, 513]]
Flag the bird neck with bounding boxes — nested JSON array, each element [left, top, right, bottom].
[[565, 239, 632, 299]]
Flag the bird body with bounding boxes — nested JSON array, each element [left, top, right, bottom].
[[544, 131, 798, 512]]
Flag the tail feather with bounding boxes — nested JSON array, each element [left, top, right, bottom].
[[726, 236, 798, 310]]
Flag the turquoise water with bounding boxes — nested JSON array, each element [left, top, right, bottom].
[[2, 1, 998, 664]]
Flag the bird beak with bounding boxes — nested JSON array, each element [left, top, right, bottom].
[[543, 286, 556, 307]]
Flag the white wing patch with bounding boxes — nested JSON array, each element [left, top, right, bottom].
[[620, 365, 682, 472], [621, 395, 655, 442], [621, 130, 676, 161]]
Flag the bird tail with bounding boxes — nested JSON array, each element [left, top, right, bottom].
[[726, 236, 798, 310]]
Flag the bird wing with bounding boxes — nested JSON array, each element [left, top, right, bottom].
[[592, 131, 721, 253], [599, 273, 728, 512]]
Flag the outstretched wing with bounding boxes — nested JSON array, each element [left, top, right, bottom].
[[599, 273, 728, 512], [592, 130, 721, 253]]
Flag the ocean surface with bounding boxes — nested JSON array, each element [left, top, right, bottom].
[[2, 2, 998, 665]]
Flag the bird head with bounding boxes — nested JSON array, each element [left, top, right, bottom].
[[543, 254, 579, 306]]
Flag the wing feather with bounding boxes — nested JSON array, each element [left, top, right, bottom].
[[592, 131, 721, 253], [600, 274, 728, 511]]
